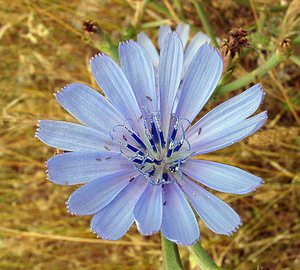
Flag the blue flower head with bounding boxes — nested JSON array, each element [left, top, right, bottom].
[[36, 24, 267, 245]]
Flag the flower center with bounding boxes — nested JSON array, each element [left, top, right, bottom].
[[110, 109, 191, 185]]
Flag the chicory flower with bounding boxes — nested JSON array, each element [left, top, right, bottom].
[[36, 26, 266, 245]]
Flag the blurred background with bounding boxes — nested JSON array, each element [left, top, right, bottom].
[[0, 0, 300, 269]]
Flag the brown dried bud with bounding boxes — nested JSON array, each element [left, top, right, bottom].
[[280, 38, 292, 54], [82, 20, 98, 34], [222, 28, 249, 58], [219, 28, 250, 72]]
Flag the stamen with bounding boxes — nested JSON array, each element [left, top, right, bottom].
[[148, 168, 156, 176], [152, 111, 165, 148], [126, 144, 143, 155], [130, 132, 147, 150], [132, 158, 144, 164], [149, 138, 157, 152], [173, 141, 183, 152], [112, 124, 147, 150], [159, 131, 166, 148], [162, 172, 168, 181], [151, 121, 159, 143], [153, 159, 162, 165], [173, 124, 191, 153], [166, 140, 175, 158], [144, 156, 154, 164], [170, 115, 179, 141], [120, 145, 144, 162], [143, 118, 158, 153]]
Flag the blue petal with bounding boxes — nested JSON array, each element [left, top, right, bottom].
[[67, 170, 138, 216], [158, 25, 172, 49], [36, 120, 118, 152], [161, 181, 200, 245], [91, 175, 147, 240], [176, 23, 190, 48], [184, 32, 211, 71], [182, 159, 263, 194], [90, 53, 142, 124], [137, 32, 159, 67], [175, 44, 223, 123], [190, 111, 267, 155], [134, 183, 162, 235], [119, 40, 157, 112], [47, 152, 133, 185], [180, 176, 241, 235], [187, 84, 265, 140], [159, 32, 184, 136], [55, 83, 124, 131]]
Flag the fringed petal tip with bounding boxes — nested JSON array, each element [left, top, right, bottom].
[[89, 226, 118, 241], [89, 226, 99, 238], [238, 177, 265, 194], [251, 177, 265, 192], [45, 164, 50, 181], [260, 110, 268, 121], [119, 39, 135, 46], [34, 121, 41, 138], [89, 224, 118, 241], [225, 220, 243, 236], [45, 159, 55, 182], [53, 84, 71, 98], [256, 83, 266, 104], [89, 52, 107, 63], [164, 234, 200, 247], [206, 219, 243, 237], [65, 199, 80, 216], [135, 221, 160, 236], [45, 158, 67, 185]]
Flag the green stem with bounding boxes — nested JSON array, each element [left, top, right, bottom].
[[290, 55, 300, 67], [142, 19, 171, 29], [148, 1, 171, 16], [189, 242, 226, 270], [216, 51, 287, 94], [293, 35, 300, 45], [161, 234, 183, 270], [173, 0, 184, 20], [192, 0, 219, 48]]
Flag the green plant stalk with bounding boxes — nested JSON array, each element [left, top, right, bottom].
[[142, 19, 171, 29], [293, 35, 300, 45], [216, 51, 287, 94], [192, 0, 219, 48], [161, 234, 183, 270], [189, 242, 226, 270], [148, 1, 170, 16], [290, 55, 300, 67], [173, 0, 184, 20]]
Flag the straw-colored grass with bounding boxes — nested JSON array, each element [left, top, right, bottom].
[[1, 0, 299, 269]]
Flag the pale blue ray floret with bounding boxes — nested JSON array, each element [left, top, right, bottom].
[[36, 23, 267, 245]]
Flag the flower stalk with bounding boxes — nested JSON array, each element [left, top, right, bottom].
[[216, 50, 287, 94], [162, 234, 184, 270], [189, 242, 226, 270]]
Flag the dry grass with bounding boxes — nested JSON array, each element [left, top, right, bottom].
[[0, 0, 299, 269]]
